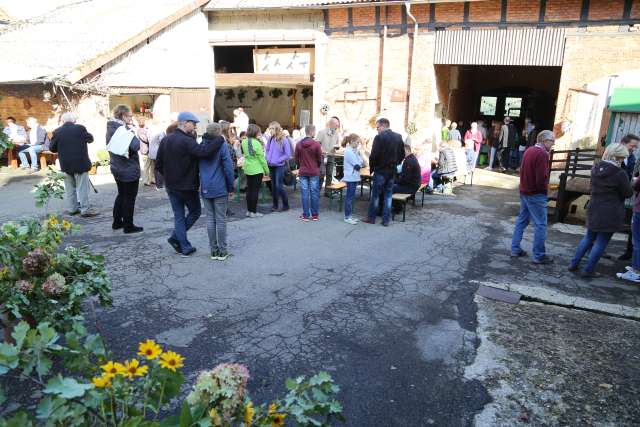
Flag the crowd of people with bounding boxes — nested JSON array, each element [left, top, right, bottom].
[[3, 116, 50, 172], [10, 106, 640, 284], [510, 130, 640, 283]]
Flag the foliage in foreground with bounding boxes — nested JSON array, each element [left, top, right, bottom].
[[0, 322, 344, 426]]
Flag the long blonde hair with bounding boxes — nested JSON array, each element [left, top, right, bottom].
[[269, 121, 285, 146]]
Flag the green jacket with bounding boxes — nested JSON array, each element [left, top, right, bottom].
[[241, 137, 269, 176]]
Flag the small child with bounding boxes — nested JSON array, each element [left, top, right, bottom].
[[342, 134, 364, 225]]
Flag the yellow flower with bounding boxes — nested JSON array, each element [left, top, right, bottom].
[[100, 361, 125, 378], [268, 404, 278, 415], [159, 351, 184, 372], [271, 413, 286, 427], [46, 216, 58, 227], [0, 266, 9, 280], [137, 339, 162, 360], [61, 220, 72, 231], [209, 408, 222, 426], [122, 359, 148, 379], [92, 375, 112, 388], [244, 402, 255, 426]]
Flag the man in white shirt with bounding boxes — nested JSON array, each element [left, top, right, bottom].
[[316, 117, 341, 195]]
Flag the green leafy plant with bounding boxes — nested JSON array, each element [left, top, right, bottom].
[[0, 216, 112, 332], [0, 325, 344, 427], [93, 149, 110, 167], [32, 167, 66, 214], [0, 118, 13, 157], [406, 122, 418, 136]]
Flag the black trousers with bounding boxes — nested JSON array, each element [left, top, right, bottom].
[[113, 179, 139, 228], [154, 170, 164, 189], [246, 173, 263, 213]]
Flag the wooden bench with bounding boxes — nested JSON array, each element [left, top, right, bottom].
[[38, 151, 58, 170], [326, 181, 346, 210], [548, 148, 599, 222], [391, 183, 428, 222]]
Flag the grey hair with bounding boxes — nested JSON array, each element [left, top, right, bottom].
[[536, 130, 554, 144], [305, 124, 316, 137], [602, 143, 629, 161], [61, 112, 76, 123], [206, 122, 222, 136]]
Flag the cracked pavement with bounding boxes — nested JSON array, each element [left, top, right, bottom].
[[2, 170, 639, 426]]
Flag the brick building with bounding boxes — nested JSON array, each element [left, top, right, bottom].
[[205, 0, 640, 149]]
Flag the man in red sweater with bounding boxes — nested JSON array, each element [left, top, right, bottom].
[[510, 130, 555, 264], [294, 124, 323, 221]]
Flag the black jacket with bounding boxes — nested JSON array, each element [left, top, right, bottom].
[[587, 161, 633, 233], [397, 153, 421, 191], [369, 129, 405, 176], [155, 128, 222, 191], [106, 120, 141, 183], [50, 122, 93, 174]]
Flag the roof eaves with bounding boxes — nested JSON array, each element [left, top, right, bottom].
[[66, 0, 210, 84]]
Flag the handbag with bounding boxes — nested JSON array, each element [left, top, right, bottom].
[[283, 164, 294, 186]]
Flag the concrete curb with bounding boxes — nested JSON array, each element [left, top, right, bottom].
[[470, 280, 640, 321]]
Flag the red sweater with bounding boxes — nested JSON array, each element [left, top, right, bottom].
[[294, 137, 322, 177], [519, 145, 549, 195]]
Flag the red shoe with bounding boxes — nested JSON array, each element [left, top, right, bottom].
[[311, 215, 319, 221], [361, 217, 375, 224], [299, 214, 310, 222]]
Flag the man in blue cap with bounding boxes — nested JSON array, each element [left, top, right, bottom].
[[156, 112, 223, 256]]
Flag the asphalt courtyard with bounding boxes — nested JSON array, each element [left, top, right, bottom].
[[1, 169, 639, 426]]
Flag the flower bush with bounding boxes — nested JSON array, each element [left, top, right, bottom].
[[0, 216, 112, 332], [0, 324, 344, 426]]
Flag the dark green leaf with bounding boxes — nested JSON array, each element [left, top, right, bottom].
[[178, 401, 193, 427]]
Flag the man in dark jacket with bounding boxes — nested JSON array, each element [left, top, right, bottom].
[[510, 130, 555, 264], [156, 112, 222, 256], [363, 118, 405, 226], [393, 144, 421, 194], [50, 112, 98, 217]]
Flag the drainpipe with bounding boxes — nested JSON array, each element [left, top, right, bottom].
[[404, 2, 418, 129], [376, 9, 388, 115]]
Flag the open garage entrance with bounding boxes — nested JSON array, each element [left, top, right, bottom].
[[435, 64, 562, 134]]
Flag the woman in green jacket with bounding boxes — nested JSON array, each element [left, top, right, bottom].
[[241, 124, 270, 217]]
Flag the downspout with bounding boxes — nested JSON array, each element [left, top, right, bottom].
[[376, 9, 387, 115], [404, 1, 418, 129]]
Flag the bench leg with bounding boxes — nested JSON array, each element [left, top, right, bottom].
[[421, 189, 425, 207], [402, 202, 406, 222], [39, 153, 47, 170]]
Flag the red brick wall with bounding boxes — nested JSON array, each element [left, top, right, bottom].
[[352, 6, 376, 27], [411, 4, 430, 23], [328, 8, 348, 28], [434, 2, 465, 23], [507, 0, 539, 21], [633, 0, 640, 18], [0, 85, 57, 127], [589, 0, 625, 20], [385, 5, 403, 24], [545, 0, 582, 21], [469, 0, 502, 22]]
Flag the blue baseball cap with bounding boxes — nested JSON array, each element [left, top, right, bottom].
[[177, 112, 200, 123]]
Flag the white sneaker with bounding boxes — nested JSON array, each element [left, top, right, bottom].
[[254, 212, 264, 217], [344, 217, 358, 225], [624, 266, 640, 274], [616, 270, 640, 283], [484, 166, 493, 170], [246, 212, 252, 217]]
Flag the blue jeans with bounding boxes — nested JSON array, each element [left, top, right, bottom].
[[344, 181, 358, 218], [511, 193, 548, 261], [299, 175, 319, 218], [633, 212, 640, 270], [18, 144, 44, 169], [367, 172, 394, 224], [570, 229, 613, 273], [269, 165, 289, 209], [167, 189, 201, 253]]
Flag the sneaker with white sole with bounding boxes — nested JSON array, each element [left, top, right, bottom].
[[254, 212, 264, 217], [216, 251, 230, 261], [344, 217, 358, 225], [617, 270, 640, 283]]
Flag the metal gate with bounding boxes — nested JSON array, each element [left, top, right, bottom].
[[607, 113, 640, 144]]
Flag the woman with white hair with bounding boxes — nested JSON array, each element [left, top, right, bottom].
[[569, 143, 633, 278]]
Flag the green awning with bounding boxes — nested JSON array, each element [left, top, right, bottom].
[[609, 88, 640, 113]]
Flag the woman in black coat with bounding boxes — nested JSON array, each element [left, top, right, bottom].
[[569, 143, 633, 278], [107, 105, 142, 234]]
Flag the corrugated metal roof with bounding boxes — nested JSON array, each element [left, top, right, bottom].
[[0, 0, 208, 84], [434, 28, 566, 67]]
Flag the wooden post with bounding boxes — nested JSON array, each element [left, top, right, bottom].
[[291, 88, 298, 130]]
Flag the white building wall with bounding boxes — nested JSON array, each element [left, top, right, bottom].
[[99, 10, 212, 88]]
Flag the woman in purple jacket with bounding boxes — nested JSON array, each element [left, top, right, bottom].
[[265, 122, 292, 212]]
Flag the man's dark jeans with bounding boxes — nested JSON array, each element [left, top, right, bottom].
[[167, 189, 201, 253], [367, 172, 394, 225]]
